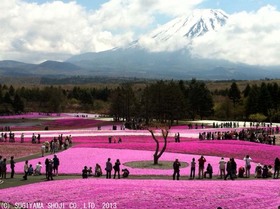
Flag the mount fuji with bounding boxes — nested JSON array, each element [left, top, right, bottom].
[[129, 9, 228, 49], [67, 9, 279, 80], [1, 9, 279, 80]]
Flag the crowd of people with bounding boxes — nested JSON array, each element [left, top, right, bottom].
[[0, 131, 16, 142], [1, 120, 280, 183], [1, 153, 279, 182], [0, 132, 73, 149], [82, 158, 130, 179], [172, 155, 280, 180], [41, 134, 72, 156], [108, 136, 122, 144], [22, 155, 60, 181], [199, 128, 277, 145], [0, 154, 60, 181]]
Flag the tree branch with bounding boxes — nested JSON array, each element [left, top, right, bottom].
[[149, 129, 159, 156]]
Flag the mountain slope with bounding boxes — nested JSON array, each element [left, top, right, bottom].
[[146, 9, 227, 40], [127, 9, 228, 49], [66, 9, 258, 80], [0, 60, 83, 77], [1, 9, 279, 80]]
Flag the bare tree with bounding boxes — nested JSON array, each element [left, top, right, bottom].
[[148, 128, 169, 165]]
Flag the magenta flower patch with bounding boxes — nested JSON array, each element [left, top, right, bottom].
[[1, 179, 280, 209], [13, 148, 256, 175]]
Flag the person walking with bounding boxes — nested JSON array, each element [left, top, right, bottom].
[[219, 157, 226, 179], [224, 160, 234, 180], [113, 159, 121, 179], [10, 156, 15, 178], [105, 158, 113, 179], [173, 159, 181, 180], [23, 160, 28, 180], [190, 158, 196, 179], [53, 155, 60, 176]]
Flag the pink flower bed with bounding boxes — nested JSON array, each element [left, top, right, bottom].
[[45, 118, 104, 129], [13, 148, 256, 176], [69, 135, 279, 166], [1, 179, 280, 209], [3, 126, 279, 166]]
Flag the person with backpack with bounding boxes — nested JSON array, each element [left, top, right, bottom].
[[224, 160, 234, 180], [113, 159, 121, 179]]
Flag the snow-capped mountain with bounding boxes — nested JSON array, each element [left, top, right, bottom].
[[150, 9, 227, 39], [65, 9, 278, 80], [128, 9, 228, 49], [3, 9, 278, 80]]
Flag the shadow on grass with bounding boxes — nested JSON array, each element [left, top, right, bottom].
[[124, 160, 189, 169]]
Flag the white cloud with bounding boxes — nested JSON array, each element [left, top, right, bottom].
[[0, 0, 203, 63], [191, 5, 280, 66], [91, 0, 204, 30]]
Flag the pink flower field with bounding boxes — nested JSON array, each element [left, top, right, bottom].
[[71, 135, 280, 165], [13, 147, 256, 176], [2, 114, 280, 209], [1, 179, 280, 209]]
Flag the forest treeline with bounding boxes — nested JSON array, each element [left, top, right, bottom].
[[1, 79, 280, 123]]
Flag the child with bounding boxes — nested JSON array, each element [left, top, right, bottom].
[[238, 166, 245, 178]]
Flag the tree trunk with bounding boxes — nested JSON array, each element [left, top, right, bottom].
[[154, 155, 159, 165], [149, 129, 169, 165]]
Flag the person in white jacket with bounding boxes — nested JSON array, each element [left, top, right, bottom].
[[244, 155, 252, 178]]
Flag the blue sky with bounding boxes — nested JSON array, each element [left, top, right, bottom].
[[1, 0, 280, 65], [200, 0, 280, 13], [25, 0, 102, 10], [25, 0, 280, 13]]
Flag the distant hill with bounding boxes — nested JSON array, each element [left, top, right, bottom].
[[0, 60, 84, 77]]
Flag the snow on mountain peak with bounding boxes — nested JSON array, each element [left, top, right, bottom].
[[129, 9, 228, 51], [150, 9, 228, 41]]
